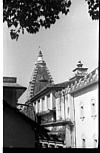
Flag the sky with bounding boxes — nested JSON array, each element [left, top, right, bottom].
[[3, 0, 99, 103]]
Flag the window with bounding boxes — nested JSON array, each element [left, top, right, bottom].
[[82, 138, 86, 148], [80, 102, 85, 120], [91, 98, 96, 118], [81, 134, 86, 148], [93, 134, 97, 148], [94, 139, 97, 148]]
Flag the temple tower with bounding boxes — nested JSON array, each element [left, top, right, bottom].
[[28, 50, 54, 100]]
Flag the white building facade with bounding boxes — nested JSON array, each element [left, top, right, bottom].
[[72, 68, 98, 148], [55, 65, 98, 148]]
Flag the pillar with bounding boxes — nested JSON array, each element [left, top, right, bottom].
[[55, 91, 61, 121], [50, 92, 53, 110], [36, 101, 38, 114], [40, 98, 42, 112], [65, 94, 68, 119], [45, 95, 47, 111], [61, 93, 65, 120]]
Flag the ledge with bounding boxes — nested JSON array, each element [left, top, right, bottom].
[[37, 109, 56, 116], [41, 118, 74, 127]]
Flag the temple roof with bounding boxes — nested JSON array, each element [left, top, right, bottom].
[[28, 50, 54, 99], [67, 67, 98, 94]]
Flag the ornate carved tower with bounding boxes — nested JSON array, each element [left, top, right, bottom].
[[28, 50, 54, 100]]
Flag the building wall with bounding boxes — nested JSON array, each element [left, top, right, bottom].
[[55, 91, 75, 148], [64, 125, 71, 147], [33, 91, 56, 126], [34, 91, 55, 114], [3, 88, 17, 107], [4, 106, 36, 148], [74, 83, 98, 148], [31, 78, 98, 148], [55, 92, 74, 122]]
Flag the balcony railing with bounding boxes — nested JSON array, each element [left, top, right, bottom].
[[37, 108, 56, 116], [41, 118, 74, 127], [39, 140, 65, 148]]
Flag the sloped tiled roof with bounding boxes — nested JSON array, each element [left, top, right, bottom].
[[53, 67, 98, 97], [66, 67, 98, 94]]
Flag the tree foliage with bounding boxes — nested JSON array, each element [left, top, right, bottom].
[[85, 0, 99, 20], [3, 0, 99, 40], [3, 0, 71, 40]]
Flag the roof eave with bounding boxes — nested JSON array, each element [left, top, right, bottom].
[[30, 86, 65, 103], [73, 67, 88, 72], [70, 80, 98, 94]]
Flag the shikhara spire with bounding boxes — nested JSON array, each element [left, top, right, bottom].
[[28, 49, 54, 99]]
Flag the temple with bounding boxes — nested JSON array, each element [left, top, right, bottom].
[[22, 51, 98, 148]]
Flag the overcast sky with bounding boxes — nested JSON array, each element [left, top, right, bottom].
[[3, 0, 99, 103]]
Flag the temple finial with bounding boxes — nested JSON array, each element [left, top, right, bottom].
[[37, 47, 44, 63], [38, 50, 43, 57], [77, 61, 83, 68]]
